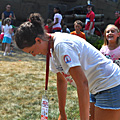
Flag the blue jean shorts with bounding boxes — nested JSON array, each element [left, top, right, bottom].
[[90, 85, 120, 110]]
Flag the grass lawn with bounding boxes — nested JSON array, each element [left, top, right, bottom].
[[0, 46, 80, 120]]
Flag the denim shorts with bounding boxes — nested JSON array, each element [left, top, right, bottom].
[[90, 85, 120, 110]]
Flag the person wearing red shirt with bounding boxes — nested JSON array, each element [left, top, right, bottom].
[[114, 11, 120, 30], [44, 19, 53, 33], [84, 4, 95, 37], [71, 20, 86, 40]]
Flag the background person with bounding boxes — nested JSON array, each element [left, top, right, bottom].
[[44, 18, 53, 33], [100, 24, 120, 67], [2, 18, 13, 56], [114, 11, 120, 30], [14, 13, 120, 120], [50, 7, 62, 33], [1, 4, 16, 52], [1, 4, 16, 25], [61, 24, 70, 33], [71, 20, 86, 40], [84, 3, 95, 37]]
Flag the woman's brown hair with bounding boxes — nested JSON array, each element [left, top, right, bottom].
[[15, 13, 45, 49]]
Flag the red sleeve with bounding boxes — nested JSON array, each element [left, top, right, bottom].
[[115, 19, 118, 26], [119, 17, 120, 24]]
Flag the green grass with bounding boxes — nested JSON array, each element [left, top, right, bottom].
[[0, 47, 80, 120]]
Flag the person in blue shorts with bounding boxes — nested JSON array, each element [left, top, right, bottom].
[[2, 18, 13, 56], [14, 13, 120, 120]]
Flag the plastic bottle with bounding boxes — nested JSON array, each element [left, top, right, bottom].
[[41, 95, 49, 120]]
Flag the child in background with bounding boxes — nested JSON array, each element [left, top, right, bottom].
[[100, 24, 120, 67], [70, 20, 86, 40], [51, 7, 62, 32], [2, 17, 13, 56], [44, 19, 53, 33], [61, 24, 70, 33], [114, 11, 120, 30]]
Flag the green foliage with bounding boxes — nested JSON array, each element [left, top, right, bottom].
[[86, 35, 104, 50]]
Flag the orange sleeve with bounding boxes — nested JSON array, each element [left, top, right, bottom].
[[81, 32, 86, 40], [70, 31, 76, 35], [83, 34, 86, 40], [71, 31, 86, 40]]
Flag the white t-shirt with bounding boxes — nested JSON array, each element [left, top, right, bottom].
[[53, 13, 62, 29], [3, 24, 12, 38], [50, 32, 120, 94]]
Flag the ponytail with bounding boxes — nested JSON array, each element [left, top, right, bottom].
[[29, 13, 45, 35]]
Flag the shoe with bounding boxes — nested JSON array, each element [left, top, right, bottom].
[[3, 53, 7, 56], [8, 53, 12, 56], [10, 50, 15, 53]]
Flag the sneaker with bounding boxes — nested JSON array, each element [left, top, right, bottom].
[[3, 53, 7, 56], [10, 50, 15, 53], [8, 53, 12, 56]]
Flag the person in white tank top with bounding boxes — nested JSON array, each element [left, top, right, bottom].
[[51, 7, 62, 33]]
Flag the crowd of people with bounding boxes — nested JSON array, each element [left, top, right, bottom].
[[0, 3, 119, 56], [0, 4, 16, 56], [44, 3, 96, 36], [0, 2, 120, 120]]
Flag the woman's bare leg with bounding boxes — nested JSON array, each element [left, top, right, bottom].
[[95, 107, 120, 120], [89, 102, 95, 120]]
